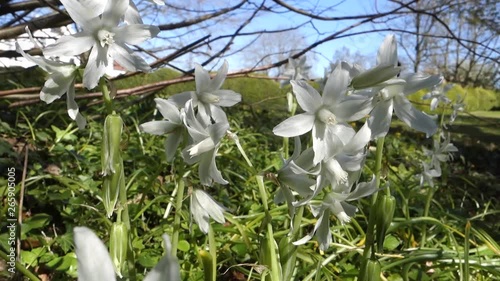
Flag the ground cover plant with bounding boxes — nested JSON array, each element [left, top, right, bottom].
[[1, 0, 500, 280]]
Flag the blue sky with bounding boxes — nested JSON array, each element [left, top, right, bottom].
[[224, 0, 392, 78]]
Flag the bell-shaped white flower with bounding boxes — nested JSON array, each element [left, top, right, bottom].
[[15, 42, 86, 129], [366, 71, 442, 139], [140, 98, 185, 161], [170, 61, 241, 122], [423, 84, 452, 111], [43, 0, 160, 89], [73, 226, 180, 281], [182, 101, 229, 186], [423, 133, 458, 174], [449, 95, 465, 125], [190, 189, 226, 234], [273, 62, 372, 164], [293, 175, 377, 250], [419, 161, 441, 187]]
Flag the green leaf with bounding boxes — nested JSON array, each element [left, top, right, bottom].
[[177, 240, 190, 252], [383, 235, 401, 251], [137, 250, 159, 268], [24, 213, 52, 230]]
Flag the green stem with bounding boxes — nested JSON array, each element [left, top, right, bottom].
[[99, 78, 113, 115], [361, 137, 385, 262], [420, 186, 435, 248], [0, 250, 41, 281], [171, 178, 186, 255], [208, 224, 217, 281], [256, 175, 281, 281]]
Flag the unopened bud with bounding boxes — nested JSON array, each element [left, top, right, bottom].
[[101, 113, 124, 217], [375, 194, 396, 252], [109, 222, 129, 278], [360, 259, 381, 281]]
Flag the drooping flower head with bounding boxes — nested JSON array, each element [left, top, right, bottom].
[[15, 42, 86, 129]]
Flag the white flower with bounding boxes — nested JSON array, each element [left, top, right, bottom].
[[43, 0, 160, 89], [273, 62, 372, 164], [182, 101, 229, 186], [15, 43, 86, 129], [170, 61, 241, 122], [190, 189, 226, 233], [423, 133, 458, 173], [140, 98, 185, 162], [73, 226, 180, 281], [423, 84, 452, 111], [367, 73, 441, 139], [293, 175, 377, 250], [281, 57, 311, 87], [449, 95, 465, 125], [419, 161, 441, 187]]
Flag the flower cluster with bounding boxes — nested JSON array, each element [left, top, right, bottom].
[[272, 34, 443, 250], [140, 61, 241, 232], [16, 0, 160, 128]]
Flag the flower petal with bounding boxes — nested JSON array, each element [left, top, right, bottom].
[[154, 98, 181, 123], [195, 63, 211, 94], [273, 113, 315, 137], [290, 80, 321, 112], [162, 133, 180, 162], [110, 43, 151, 72], [124, 2, 143, 24], [114, 24, 160, 45], [210, 60, 229, 91], [140, 120, 179, 135], [401, 73, 443, 95], [212, 90, 241, 107], [193, 189, 225, 224], [83, 44, 108, 89], [169, 91, 193, 108], [43, 33, 94, 57], [74, 227, 117, 281], [377, 34, 398, 66], [143, 235, 181, 281], [368, 99, 393, 139], [322, 62, 350, 106], [393, 96, 437, 137], [102, 0, 128, 27], [60, 0, 95, 28]]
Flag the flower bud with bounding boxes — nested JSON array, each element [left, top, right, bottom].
[[109, 222, 129, 278], [198, 249, 214, 281], [359, 259, 381, 281], [101, 113, 124, 217], [375, 194, 396, 252], [102, 113, 123, 176]]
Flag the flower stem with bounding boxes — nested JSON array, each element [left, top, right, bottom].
[[99, 78, 113, 115], [207, 224, 217, 281], [420, 186, 435, 248], [256, 175, 282, 281], [171, 177, 185, 255], [361, 137, 385, 261]]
